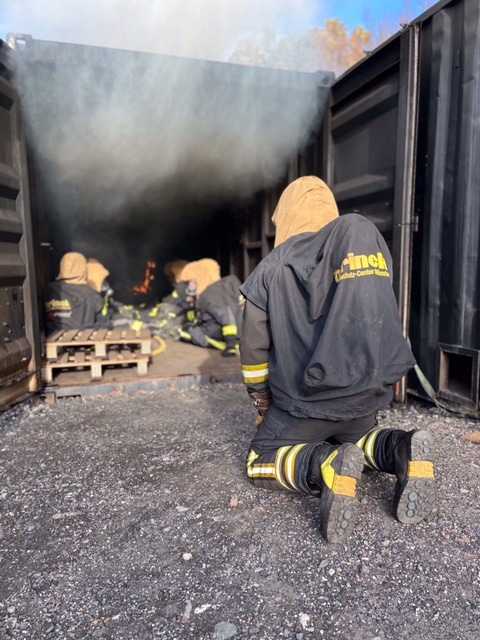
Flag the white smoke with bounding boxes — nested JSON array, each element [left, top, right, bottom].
[[4, 0, 320, 63], [5, 0, 332, 220]]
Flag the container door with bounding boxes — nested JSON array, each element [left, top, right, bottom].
[[327, 27, 420, 402], [409, 0, 480, 417], [0, 44, 42, 408]]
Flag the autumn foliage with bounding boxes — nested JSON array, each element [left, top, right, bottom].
[[228, 18, 374, 76]]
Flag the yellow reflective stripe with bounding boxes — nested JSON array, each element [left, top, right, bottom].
[[357, 428, 383, 471], [248, 463, 276, 479], [179, 330, 192, 341], [186, 310, 196, 322], [275, 447, 294, 491], [408, 460, 435, 478], [222, 325, 238, 337], [242, 363, 269, 385], [247, 450, 275, 479], [283, 444, 306, 491], [242, 363, 268, 371], [131, 320, 143, 331], [206, 337, 227, 351], [172, 290, 179, 299]]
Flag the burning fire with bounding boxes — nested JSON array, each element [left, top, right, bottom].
[[133, 260, 156, 295]]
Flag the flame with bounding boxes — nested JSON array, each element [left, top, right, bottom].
[[133, 260, 156, 295]]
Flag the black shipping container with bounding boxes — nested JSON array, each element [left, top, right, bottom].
[[326, 0, 480, 416], [1, 0, 479, 416]]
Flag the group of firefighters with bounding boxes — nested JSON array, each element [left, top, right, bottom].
[[43, 176, 436, 543], [44, 253, 243, 357]]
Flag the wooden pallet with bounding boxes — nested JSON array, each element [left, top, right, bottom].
[[42, 348, 149, 383], [45, 327, 152, 359]]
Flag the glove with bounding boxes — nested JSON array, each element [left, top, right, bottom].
[[248, 389, 273, 416]]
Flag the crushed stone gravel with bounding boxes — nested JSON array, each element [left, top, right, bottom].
[[0, 384, 479, 639]]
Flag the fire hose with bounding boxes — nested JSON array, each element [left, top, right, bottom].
[[151, 335, 167, 356]]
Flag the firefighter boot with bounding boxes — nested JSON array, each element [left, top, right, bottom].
[[309, 443, 365, 543], [359, 428, 436, 524]]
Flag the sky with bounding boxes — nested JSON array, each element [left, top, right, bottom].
[[0, 0, 437, 62]]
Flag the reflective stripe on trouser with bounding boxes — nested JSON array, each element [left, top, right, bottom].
[[356, 427, 387, 471], [246, 443, 324, 495]]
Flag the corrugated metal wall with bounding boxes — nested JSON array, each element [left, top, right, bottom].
[[327, 27, 420, 402], [410, 0, 480, 415], [0, 44, 41, 407], [327, 0, 480, 415]]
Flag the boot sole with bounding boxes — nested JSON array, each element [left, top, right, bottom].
[[319, 444, 365, 543], [395, 430, 436, 524]]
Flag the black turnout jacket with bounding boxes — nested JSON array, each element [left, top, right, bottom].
[[239, 214, 416, 421]]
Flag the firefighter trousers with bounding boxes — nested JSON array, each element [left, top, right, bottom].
[[246, 405, 376, 495]]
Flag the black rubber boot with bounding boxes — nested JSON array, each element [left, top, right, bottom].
[[309, 443, 365, 543], [372, 429, 436, 524]]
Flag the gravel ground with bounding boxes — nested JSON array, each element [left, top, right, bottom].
[[0, 383, 479, 640]]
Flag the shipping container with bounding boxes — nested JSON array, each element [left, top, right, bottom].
[[1, 0, 479, 417], [0, 43, 42, 408], [326, 0, 480, 417]]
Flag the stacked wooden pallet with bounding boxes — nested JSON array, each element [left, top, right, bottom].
[[42, 327, 152, 383]]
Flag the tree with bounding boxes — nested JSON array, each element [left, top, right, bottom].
[[228, 19, 373, 76]]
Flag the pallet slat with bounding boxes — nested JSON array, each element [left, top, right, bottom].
[[42, 351, 149, 383], [45, 327, 152, 359], [43, 327, 152, 382]]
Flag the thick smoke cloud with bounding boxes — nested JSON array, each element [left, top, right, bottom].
[[4, 0, 320, 62], [5, 0, 332, 298], [6, 0, 330, 216]]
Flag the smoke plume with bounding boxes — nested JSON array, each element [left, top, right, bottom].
[[6, 0, 331, 215]]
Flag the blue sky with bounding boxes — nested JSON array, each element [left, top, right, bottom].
[[0, 0, 436, 60], [315, 0, 432, 31]]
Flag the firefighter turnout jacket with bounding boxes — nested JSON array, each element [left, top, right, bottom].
[[195, 274, 243, 348], [240, 213, 416, 421], [44, 252, 104, 334]]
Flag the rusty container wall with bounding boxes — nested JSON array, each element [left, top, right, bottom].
[[409, 0, 480, 416], [327, 27, 420, 402], [0, 43, 42, 408]]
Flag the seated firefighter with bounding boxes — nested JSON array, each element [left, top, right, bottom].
[[239, 176, 436, 543], [44, 252, 105, 334], [177, 258, 243, 357], [141, 260, 196, 338]]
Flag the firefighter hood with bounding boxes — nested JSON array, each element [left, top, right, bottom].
[[56, 252, 88, 285], [179, 259, 221, 296], [272, 176, 339, 247], [86, 259, 110, 293], [164, 259, 189, 285]]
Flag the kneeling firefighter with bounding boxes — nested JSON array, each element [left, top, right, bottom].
[[239, 176, 436, 543], [177, 258, 243, 357]]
